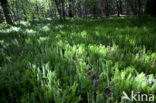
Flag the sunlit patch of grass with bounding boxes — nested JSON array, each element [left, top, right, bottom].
[[19, 21, 31, 26], [0, 23, 7, 29], [26, 29, 37, 34]]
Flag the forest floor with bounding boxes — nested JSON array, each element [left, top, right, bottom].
[[0, 16, 156, 103]]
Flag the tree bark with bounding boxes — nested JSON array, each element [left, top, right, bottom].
[[145, 0, 156, 16], [68, 0, 73, 17], [0, 10, 4, 23], [0, 0, 14, 25], [105, 0, 109, 17], [117, 0, 122, 17], [138, 0, 142, 24], [138, 0, 141, 16], [61, 0, 65, 20]]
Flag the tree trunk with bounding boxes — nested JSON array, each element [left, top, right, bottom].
[[68, 0, 73, 17], [117, 0, 120, 17], [145, 0, 156, 16], [138, 0, 142, 24], [61, 0, 65, 20], [138, 0, 141, 16], [117, 0, 122, 17], [0, 0, 14, 25], [0, 9, 4, 23], [105, 0, 109, 17]]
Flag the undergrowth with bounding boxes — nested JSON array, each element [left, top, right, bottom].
[[0, 16, 156, 103]]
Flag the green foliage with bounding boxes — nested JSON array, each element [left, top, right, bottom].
[[0, 17, 156, 103]]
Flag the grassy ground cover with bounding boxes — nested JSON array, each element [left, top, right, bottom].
[[0, 16, 156, 103]]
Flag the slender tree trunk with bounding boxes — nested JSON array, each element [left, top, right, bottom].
[[68, 0, 73, 17], [79, 4, 82, 17], [105, 0, 109, 17], [117, 0, 122, 17], [0, 10, 4, 23], [138, 0, 142, 23], [138, 0, 141, 16], [84, 3, 87, 18], [61, 0, 65, 20], [119, 0, 122, 14], [126, 1, 130, 15], [0, 0, 14, 25], [117, 0, 120, 17]]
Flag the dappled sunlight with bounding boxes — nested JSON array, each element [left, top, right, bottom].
[[81, 31, 87, 38], [40, 24, 50, 32], [38, 37, 49, 42], [26, 29, 37, 34], [0, 17, 156, 102], [0, 26, 21, 33], [10, 27, 21, 32], [19, 21, 31, 27], [0, 0, 156, 101]]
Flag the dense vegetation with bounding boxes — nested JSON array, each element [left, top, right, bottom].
[[0, 0, 156, 103], [0, 16, 156, 103]]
